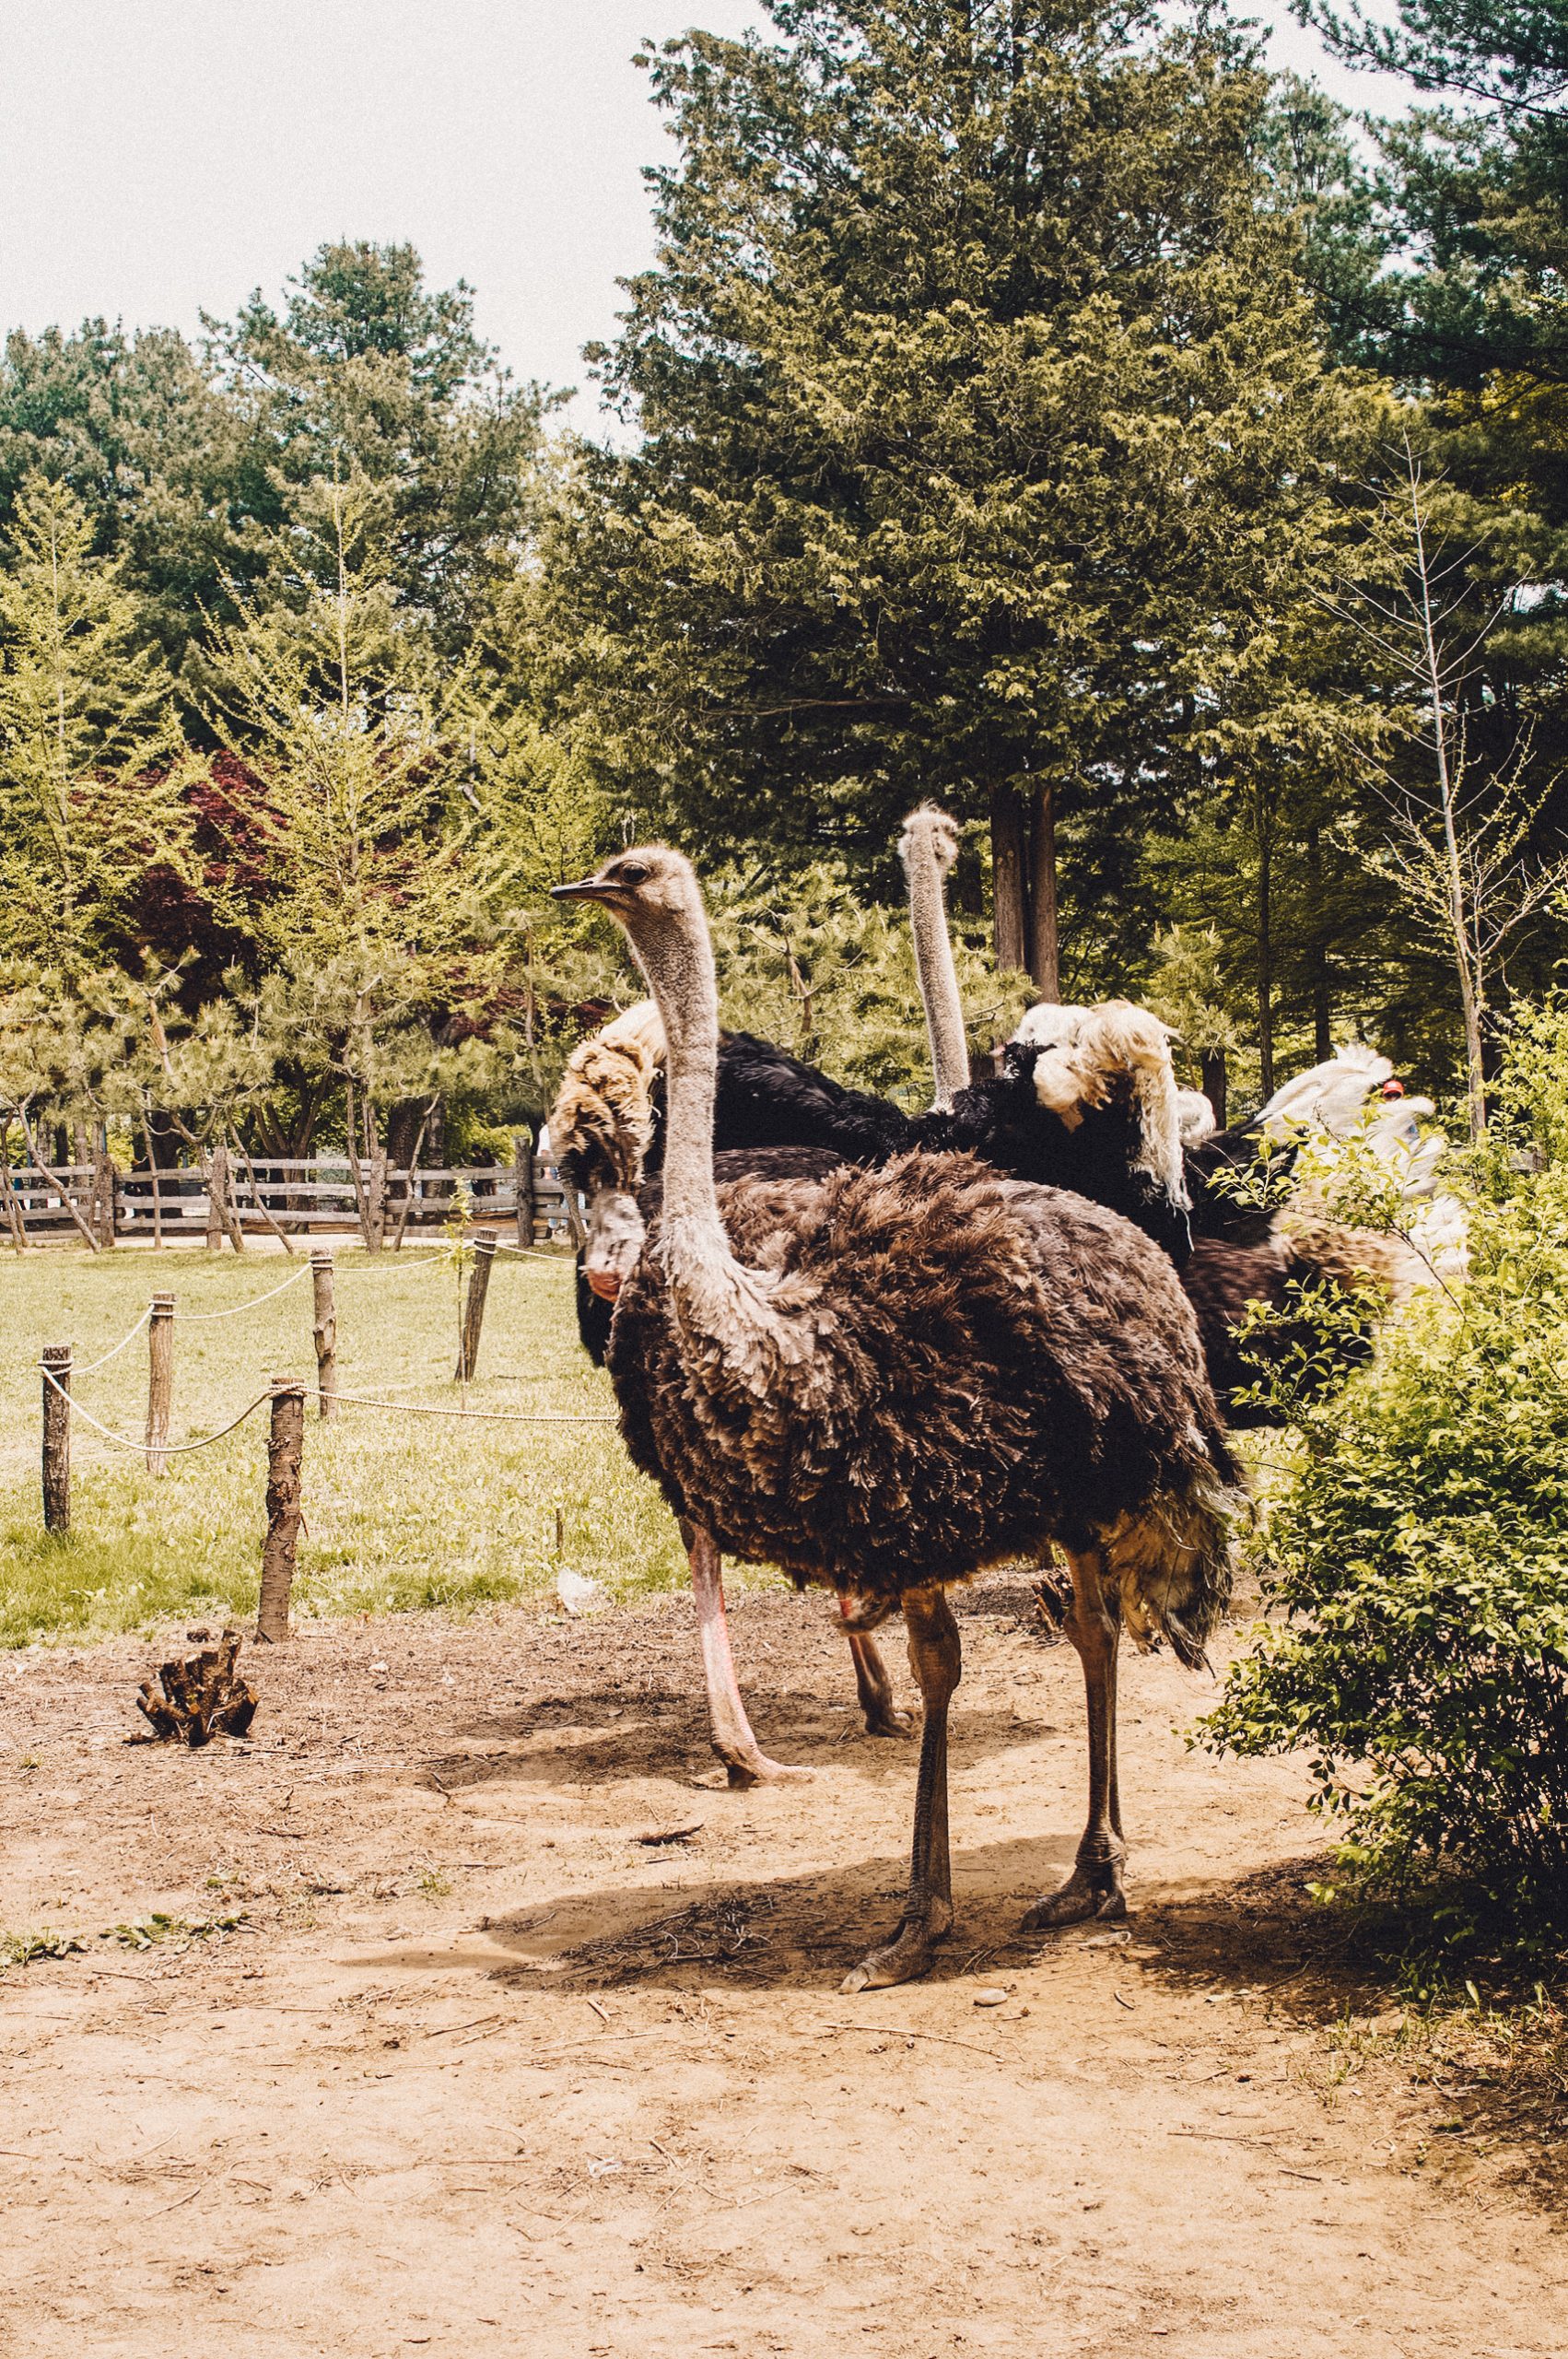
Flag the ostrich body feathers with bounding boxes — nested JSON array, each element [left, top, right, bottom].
[[609, 1147, 1236, 1659]]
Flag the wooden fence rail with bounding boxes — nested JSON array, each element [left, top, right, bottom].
[[0, 1147, 581, 1247]]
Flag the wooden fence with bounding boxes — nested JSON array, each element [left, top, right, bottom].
[[0, 1144, 582, 1249]]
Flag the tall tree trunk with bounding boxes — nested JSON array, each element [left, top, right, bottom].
[[1306, 825, 1331, 1062], [1199, 1050, 1228, 1132], [989, 782, 1028, 975], [1028, 781, 1060, 1001], [1257, 821, 1275, 1102]]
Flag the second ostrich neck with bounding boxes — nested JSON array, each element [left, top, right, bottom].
[[907, 844, 968, 1112], [639, 904, 804, 1373]]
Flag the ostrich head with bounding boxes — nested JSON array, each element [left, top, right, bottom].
[[554, 845, 702, 933], [897, 804, 961, 883], [554, 848, 716, 1062]]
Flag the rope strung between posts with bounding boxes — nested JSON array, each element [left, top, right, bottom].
[[180, 1261, 314, 1320], [71, 1303, 153, 1375], [36, 1362, 275, 1454], [316, 1387, 616, 1426], [37, 1361, 617, 1446]]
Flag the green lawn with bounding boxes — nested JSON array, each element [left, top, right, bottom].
[[0, 1239, 693, 1647]]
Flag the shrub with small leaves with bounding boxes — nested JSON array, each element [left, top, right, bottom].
[[1202, 1011, 1568, 1953]]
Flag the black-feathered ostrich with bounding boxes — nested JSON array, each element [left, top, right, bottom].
[[553, 845, 1237, 1990], [899, 806, 1427, 1428], [550, 820, 1196, 1782]]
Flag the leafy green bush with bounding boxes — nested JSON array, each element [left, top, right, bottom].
[[1202, 1010, 1568, 1950]]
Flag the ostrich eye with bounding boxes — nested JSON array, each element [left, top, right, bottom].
[[617, 861, 649, 886]]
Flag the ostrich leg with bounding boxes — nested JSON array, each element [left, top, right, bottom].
[[686, 1525, 811, 1788], [843, 1605, 913, 1739], [1022, 1548, 1128, 1927], [842, 1585, 962, 1992]]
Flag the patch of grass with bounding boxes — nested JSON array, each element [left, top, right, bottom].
[[0, 1243, 694, 1646], [2, 1910, 245, 1971]]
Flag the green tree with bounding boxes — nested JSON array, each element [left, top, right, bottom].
[[540, 0, 1381, 992], [207, 241, 553, 651], [0, 320, 259, 665], [0, 473, 192, 968], [196, 474, 605, 1226]]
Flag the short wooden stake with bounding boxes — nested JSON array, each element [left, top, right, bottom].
[[255, 1378, 306, 1644], [311, 1250, 337, 1420], [515, 1133, 535, 1250], [41, 1344, 71, 1532], [145, 1292, 175, 1475], [456, 1228, 497, 1381]]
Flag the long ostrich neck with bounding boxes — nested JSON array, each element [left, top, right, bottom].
[[635, 901, 784, 1360], [907, 844, 968, 1112]]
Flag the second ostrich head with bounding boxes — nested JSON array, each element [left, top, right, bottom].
[[897, 804, 969, 1112]]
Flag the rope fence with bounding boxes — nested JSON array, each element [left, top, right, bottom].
[[38, 1362, 275, 1455], [25, 1218, 613, 1635], [71, 1303, 153, 1376], [179, 1261, 315, 1320]]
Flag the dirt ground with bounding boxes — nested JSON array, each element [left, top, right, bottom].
[[2, 1580, 1564, 2359]]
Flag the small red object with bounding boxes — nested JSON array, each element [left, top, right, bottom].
[[1380, 1078, 1405, 1098]]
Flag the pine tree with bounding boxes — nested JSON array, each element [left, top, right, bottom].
[[0, 472, 191, 968], [541, 0, 1381, 986]]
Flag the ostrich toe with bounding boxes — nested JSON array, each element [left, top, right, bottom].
[[862, 1699, 916, 1739], [840, 1899, 953, 1993], [718, 1748, 813, 1790], [1020, 1857, 1127, 1931]]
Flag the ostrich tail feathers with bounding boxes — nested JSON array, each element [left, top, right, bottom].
[[1275, 1211, 1430, 1307], [1015, 999, 1188, 1209], [549, 1002, 663, 1195], [1106, 1458, 1238, 1670]]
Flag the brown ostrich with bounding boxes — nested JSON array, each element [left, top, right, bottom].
[[554, 847, 1237, 1990]]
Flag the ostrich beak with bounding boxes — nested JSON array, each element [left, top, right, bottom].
[[552, 874, 623, 903], [585, 1267, 623, 1302]]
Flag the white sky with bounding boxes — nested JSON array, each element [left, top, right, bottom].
[[1, 2, 1411, 432]]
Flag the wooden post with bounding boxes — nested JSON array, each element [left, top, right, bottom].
[[145, 1293, 175, 1475], [515, 1133, 535, 1250], [456, 1228, 497, 1382], [41, 1344, 71, 1532], [311, 1250, 337, 1420], [255, 1379, 306, 1643]]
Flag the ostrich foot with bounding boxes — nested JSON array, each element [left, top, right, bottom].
[[862, 1699, 915, 1739], [845, 1631, 914, 1738], [1020, 1858, 1127, 1931], [840, 1899, 952, 1993], [714, 1748, 813, 1790]]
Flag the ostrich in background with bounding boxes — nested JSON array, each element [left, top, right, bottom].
[[899, 807, 1430, 1426], [554, 845, 1238, 1989], [899, 804, 971, 1111]]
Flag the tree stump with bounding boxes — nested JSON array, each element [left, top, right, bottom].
[[136, 1629, 257, 1745]]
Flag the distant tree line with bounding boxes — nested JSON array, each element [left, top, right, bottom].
[[1, 0, 1563, 1180]]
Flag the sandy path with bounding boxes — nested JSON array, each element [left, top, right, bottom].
[[1, 1585, 1562, 2357]]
